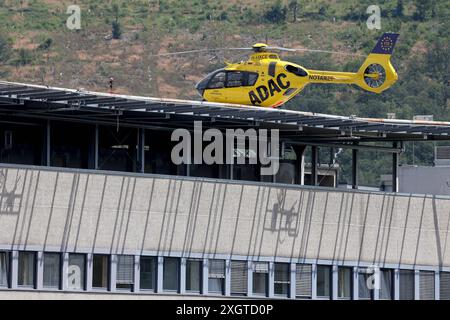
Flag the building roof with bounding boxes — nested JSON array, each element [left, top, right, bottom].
[[1, 80, 450, 144]]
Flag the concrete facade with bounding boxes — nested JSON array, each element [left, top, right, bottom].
[[1, 164, 450, 269]]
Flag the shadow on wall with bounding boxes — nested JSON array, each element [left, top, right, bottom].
[[0, 169, 22, 215], [266, 190, 299, 237]]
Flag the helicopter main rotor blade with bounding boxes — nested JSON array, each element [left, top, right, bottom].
[[151, 47, 252, 57], [266, 46, 365, 57]]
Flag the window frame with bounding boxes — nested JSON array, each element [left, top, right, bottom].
[[43, 252, 62, 290], [17, 251, 37, 289], [163, 257, 180, 292], [68, 253, 86, 291], [273, 263, 290, 297], [139, 256, 157, 292], [208, 259, 225, 295], [116, 255, 135, 292], [316, 265, 332, 299], [92, 254, 110, 290], [337, 266, 352, 300], [185, 258, 202, 294], [252, 262, 269, 297], [0, 251, 11, 288]]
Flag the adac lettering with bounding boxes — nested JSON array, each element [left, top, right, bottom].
[[308, 75, 334, 81], [249, 73, 290, 105]]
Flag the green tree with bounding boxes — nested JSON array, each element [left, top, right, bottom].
[[393, 0, 404, 17], [264, 0, 287, 24], [37, 38, 53, 51], [413, 0, 435, 21], [0, 36, 11, 63], [112, 21, 122, 39], [288, 0, 299, 22], [16, 48, 33, 66]]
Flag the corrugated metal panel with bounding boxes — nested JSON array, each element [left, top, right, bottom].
[[399, 270, 415, 300], [254, 262, 269, 273], [440, 272, 450, 300], [230, 261, 247, 295], [209, 259, 225, 278], [296, 264, 312, 298], [419, 271, 435, 300], [117, 255, 134, 284]]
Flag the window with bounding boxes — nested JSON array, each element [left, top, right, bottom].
[[43, 253, 61, 289], [440, 272, 450, 300], [230, 261, 247, 296], [419, 271, 435, 300], [296, 264, 312, 299], [338, 267, 352, 299], [186, 259, 202, 293], [285, 64, 308, 77], [208, 259, 225, 294], [98, 126, 138, 172], [92, 255, 109, 289], [226, 71, 245, 87], [68, 254, 85, 290], [380, 269, 393, 300], [207, 72, 226, 89], [116, 255, 134, 291], [274, 263, 290, 297], [317, 265, 331, 298], [0, 124, 44, 166], [225, 71, 259, 88], [358, 268, 374, 300], [248, 73, 258, 86], [399, 269, 414, 300], [0, 252, 10, 287], [18, 252, 35, 287], [163, 257, 179, 292], [140, 256, 156, 291], [253, 262, 268, 296], [51, 121, 92, 168]]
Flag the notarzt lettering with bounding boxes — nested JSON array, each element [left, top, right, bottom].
[[308, 75, 335, 81], [249, 73, 290, 105]]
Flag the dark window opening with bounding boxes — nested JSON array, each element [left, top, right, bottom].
[[285, 64, 308, 77], [98, 126, 138, 172], [140, 256, 157, 291], [144, 130, 185, 176], [0, 122, 44, 166], [92, 255, 109, 289], [51, 121, 92, 169]]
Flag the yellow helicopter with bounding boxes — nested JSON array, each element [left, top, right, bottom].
[[157, 33, 399, 108]]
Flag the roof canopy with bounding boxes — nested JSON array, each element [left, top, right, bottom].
[[1, 81, 449, 145]]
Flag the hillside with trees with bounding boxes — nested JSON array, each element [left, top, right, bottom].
[[0, 0, 448, 186]]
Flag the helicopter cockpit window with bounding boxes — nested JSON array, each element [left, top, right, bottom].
[[285, 64, 308, 77], [226, 72, 244, 87], [207, 72, 226, 89], [247, 73, 258, 86], [225, 71, 259, 88]]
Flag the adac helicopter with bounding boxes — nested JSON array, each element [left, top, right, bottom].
[[155, 33, 399, 108]]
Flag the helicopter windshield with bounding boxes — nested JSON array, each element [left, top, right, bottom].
[[195, 69, 224, 91]]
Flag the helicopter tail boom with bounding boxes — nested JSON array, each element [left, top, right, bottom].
[[304, 33, 399, 93]]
